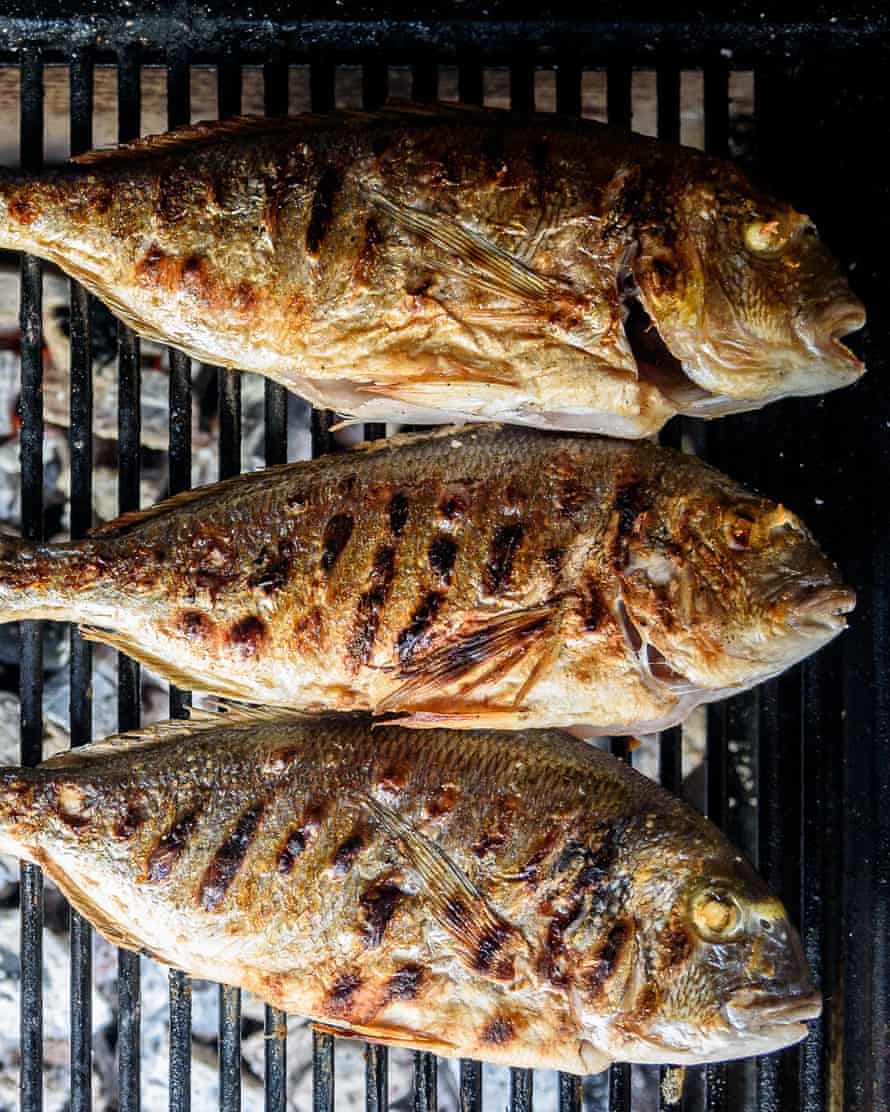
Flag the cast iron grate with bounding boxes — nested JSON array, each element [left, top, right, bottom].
[[0, 6, 887, 1112]]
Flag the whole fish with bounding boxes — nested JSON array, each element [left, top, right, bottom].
[[0, 103, 865, 436], [0, 426, 853, 733], [0, 710, 821, 1072]]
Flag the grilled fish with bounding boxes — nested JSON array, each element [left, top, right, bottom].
[[0, 103, 865, 436], [0, 426, 854, 733], [0, 710, 821, 1072]]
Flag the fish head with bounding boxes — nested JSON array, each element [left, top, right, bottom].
[[589, 852, 820, 1065], [611, 470, 855, 699], [630, 162, 865, 413]]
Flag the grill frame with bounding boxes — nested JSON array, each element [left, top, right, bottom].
[[0, 7, 887, 1112]]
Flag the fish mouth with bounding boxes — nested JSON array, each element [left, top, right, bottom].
[[786, 584, 856, 635], [726, 990, 823, 1033]]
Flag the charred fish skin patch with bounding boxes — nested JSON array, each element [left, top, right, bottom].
[[359, 879, 404, 947], [481, 1015, 516, 1046], [229, 615, 267, 659], [385, 963, 425, 1003], [114, 791, 150, 841], [428, 535, 458, 585], [484, 523, 525, 595], [346, 545, 397, 670], [585, 918, 634, 1001], [397, 590, 444, 666], [305, 165, 341, 257], [198, 803, 265, 912], [276, 828, 306, 875], [388, 492, 409, 538], [145, 806, 202, 883], [326, 971, 362, 1017], [332, 830, 365, 876], [320, 513, 355, 575]]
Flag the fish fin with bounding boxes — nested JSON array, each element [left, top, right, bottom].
[[78, 625, 255, 699], [36, 855, 143, 954], [38, 708, 231, 769], [359, 792, 523, 981], [578, 1041, 612, 1075], [380, 707, 532, 730], [311, 1019, 457, 1054], [376, 602, 558, 716], [70, 115, 319, 166], [369, 191, 569, 304]]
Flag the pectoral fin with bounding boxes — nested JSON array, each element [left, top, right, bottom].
[[360, 793, 524, 981], [376, 602, 558, 717], [369, 191, 567, 304]]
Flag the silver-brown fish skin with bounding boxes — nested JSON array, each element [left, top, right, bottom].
[[0, 103, 865, 436], [0, 711, 821, 1073], [0, 426, 854, 733]]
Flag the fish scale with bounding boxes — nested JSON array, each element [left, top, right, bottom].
[[0, 709, 820, 1075], [0, 424, 853, 732]]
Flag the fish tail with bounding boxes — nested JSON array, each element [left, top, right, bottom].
[[0, 764, 39, 846], [0, 533, 92, 622]]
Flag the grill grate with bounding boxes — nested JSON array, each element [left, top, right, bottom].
[[0, 6, 887, 1112]]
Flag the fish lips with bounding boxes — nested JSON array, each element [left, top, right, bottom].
[[724, 989, 822, 1053]]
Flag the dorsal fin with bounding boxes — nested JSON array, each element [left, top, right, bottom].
[[87, 424, 472, 539], [38, 703, 310, 769]]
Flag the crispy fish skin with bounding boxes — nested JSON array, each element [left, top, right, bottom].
[[0, 426, 854, 732], [0, 104, 865, 435], [0, 711, 820, 1072]]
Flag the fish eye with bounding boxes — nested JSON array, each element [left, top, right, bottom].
[[724, 508, 756, 551], [691, 888, 744, 942], [744, 219, 789, 256]]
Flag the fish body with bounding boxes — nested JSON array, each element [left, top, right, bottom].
[[0, 426, 853, 732], [0, 711, 821, 1072], [0, 104, 865, 436]]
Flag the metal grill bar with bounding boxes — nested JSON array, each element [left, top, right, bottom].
[[18, 46, 45, 1112], [116, 44, 143, 1112], [68, 47, 94, 1112]]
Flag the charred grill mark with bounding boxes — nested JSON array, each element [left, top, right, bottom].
[[484, 523, 525, 594], [385, 964, 424, 1002], [177, 609, 214, 641], [229, 615, 267, 659], [482, 1016, 515, 1045], [585, 920, 632, 997], [327, 972, 362, 1016], [660, 922, 692, 969], [332, 832, 365, 876], [321, 513, 354, 574], [8, 193, 39, 224], [248, 541, 294, 595], [557, 477, 586, 519], [388, 492, 409, 538], [198, 804, 265, 911], [539, 899, 584, 987], [135, 243, 181, 290], [346, 545, 396, 670], [439, 493, 467, 521], [428, 535, 457, 585], [474, 923, 515, 980], [114, 791, 150, 840], [614, 480, 650, 541], [276, 828, 306, 874], [306, 166, 341, 256], [146, 806, 202, 882], [354, 215, 383, 284], [360, 880, 403, 947], [397, 590, 444, 666]]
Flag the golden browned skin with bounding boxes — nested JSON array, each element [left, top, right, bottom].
[[0, 426, 854, 732], [0, 105, 865, 435], [0, 711, 820, 1072]]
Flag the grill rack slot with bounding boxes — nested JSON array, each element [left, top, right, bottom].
[[2, 14, 886, 1112]]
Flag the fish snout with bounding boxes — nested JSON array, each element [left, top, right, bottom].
[[787, 583, 856, 632], [726, 988, 822, 1032]]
